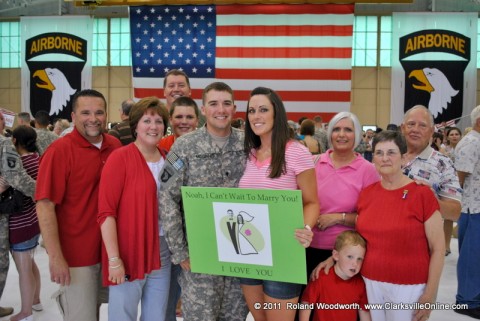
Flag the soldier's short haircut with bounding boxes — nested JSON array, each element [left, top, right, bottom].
[[202, 82, 234, 105], [72, 89, 107, 112], [34, 110, 51, 127], [18, 112, 31, 123]]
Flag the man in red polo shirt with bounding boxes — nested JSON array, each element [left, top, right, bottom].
[[36, 89, 121, 321]]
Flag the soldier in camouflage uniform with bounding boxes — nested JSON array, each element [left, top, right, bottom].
[[0, 136, 36, 317], [34, 110, 58, 155], [159, 82, 249, 321]]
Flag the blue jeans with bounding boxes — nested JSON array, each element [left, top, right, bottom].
[[10, 234, 39, 252], [456, 212, 480, 309], [239, 278, 302, 300], [165, 262, 182, 321], [108, 236, 172, 321]]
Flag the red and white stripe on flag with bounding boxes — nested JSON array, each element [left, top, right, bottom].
[[131, 4, 354, 121], [435, 119, 457, 130]]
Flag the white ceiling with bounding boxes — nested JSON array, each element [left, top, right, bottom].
[[0, 0, 479, 18]]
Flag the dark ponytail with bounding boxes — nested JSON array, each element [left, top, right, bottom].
[[12, 125, 38, 153]]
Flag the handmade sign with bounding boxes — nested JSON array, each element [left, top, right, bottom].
[[181, 186, 307, 284]]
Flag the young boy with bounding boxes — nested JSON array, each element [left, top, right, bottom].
[[300, 231, 371, 321]]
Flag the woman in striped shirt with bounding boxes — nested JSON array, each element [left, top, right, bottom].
[[9, 125, 42, 321], [239, 87, 319, 321]]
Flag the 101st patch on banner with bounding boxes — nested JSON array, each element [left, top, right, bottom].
[[181, 186, 307, 284]]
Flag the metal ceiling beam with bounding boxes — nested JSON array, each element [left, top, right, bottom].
[[68, 0, 414, 6], [0, 0, 59, 13]]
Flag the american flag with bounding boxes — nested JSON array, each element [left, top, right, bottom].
[[130, 4, 353, 121], [435, 119, 457, 131]]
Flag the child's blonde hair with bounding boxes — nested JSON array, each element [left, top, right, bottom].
[[334, 230, 366, 252]]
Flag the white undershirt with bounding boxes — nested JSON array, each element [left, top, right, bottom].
[[147, 157, 165, 236]]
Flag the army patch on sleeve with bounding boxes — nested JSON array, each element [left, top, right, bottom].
[[3, 145, 20, 170], [6, 156, 16, 168], [166, 152, 184, 171], [161, 168, 173, 183]]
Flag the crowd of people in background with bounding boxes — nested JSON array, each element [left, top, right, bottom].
[[0, 70, 479, 321]]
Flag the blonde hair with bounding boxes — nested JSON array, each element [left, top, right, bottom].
[[55, 119, 70, 131], [334, 230, 366, 252]]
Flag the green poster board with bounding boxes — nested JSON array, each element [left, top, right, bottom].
[[181, 186, 307, 284]]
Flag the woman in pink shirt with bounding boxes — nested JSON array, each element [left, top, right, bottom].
[[313, 130, 444, 321], [307, 112, 379, 277], [239, 87, 319, 321]]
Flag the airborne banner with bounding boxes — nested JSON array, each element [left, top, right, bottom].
[[21, 17, 93, 122], [391, 13, 477, 129]]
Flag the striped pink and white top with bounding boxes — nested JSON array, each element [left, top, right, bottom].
[[9, 153, 40, 245], [239, 141, 314, 190]]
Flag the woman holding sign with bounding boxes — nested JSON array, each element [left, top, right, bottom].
[[239, 87, 319, 321]]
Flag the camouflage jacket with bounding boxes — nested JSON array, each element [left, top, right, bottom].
[[314, 127, 329, 152], [0, 136, 36, 199], [158, 126, 246, 264], [35, 128, 58, 155]]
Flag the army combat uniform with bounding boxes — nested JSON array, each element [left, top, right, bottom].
[[159, 126, 249, 321], [35, 127, 58, 155], [0, 136, 36, 299]]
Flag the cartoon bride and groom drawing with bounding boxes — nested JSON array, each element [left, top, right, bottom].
[[224, 209, 265, 256]]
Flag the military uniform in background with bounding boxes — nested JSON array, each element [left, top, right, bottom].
[[313, 127, 328, 153], [35, 127, 58, 155], [0, 136, 36, 301], [159, 126, 248, 321]]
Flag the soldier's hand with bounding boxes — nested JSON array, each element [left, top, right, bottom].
[[50, 255, 71, 286], [180, 259, 191, 271]]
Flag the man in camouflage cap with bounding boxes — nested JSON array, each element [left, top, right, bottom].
[[0, 135, 36, 318], [159, 82, 248, 321]]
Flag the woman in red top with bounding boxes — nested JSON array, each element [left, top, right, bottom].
[[98, 97, 170, 321], [313, 131, 444, 321], [158, 96, 199, 152]]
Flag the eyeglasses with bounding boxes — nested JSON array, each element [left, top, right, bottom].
[[374, 150, 401, 158]]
